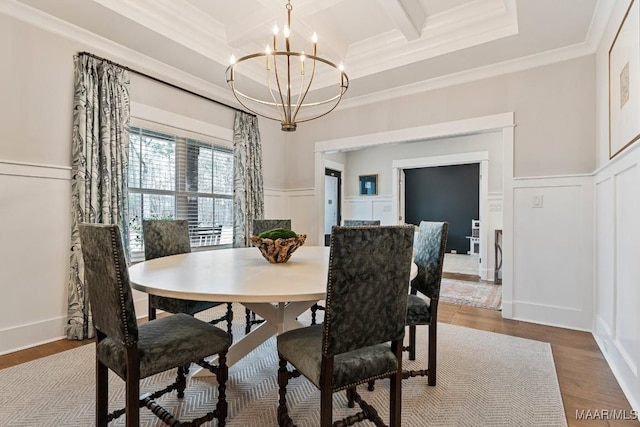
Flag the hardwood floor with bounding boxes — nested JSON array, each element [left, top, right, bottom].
[[0, 296, 635, 426]]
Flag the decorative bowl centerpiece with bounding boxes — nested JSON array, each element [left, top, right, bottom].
[[250, 228, 307, 263]]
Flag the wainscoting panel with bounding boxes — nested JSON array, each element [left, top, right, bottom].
[[593, 144, 640, 412], [595, 177, 615, 336], [283, 189, 317, 245], [509, 175, 593, 330], [613, 164, 640, 376], [264, 188, 289, 220], [344, 195, 394, 224], [0, 169, 72, 354]]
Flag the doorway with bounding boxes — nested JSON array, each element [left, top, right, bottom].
[[324, 168, 341, 246], [404, 163, 480, 256], [393, 152, 490, 280]]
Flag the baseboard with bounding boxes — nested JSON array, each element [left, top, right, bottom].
[[0, 297, 149, 356], [508, 300, 591, 332], [593, 317, 640, 413]]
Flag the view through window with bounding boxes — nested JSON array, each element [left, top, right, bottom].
[[128, 127, 233, 254]]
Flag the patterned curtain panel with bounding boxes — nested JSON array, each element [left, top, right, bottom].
[[233, 112, 264, 247], [66, 54, 130, 340]]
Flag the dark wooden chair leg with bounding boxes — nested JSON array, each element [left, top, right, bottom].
[[226, 303, 233, 336], [148, 300, 157, 321], [428, 322, 437, 386], [278, 357, 291, 427], [216, 352, 229, 427], [176, 366, 187, 398], [409, 324, 416, 360], [390, 342, 402, 427], [320, 380, 333, 427], [245, 308, 252, 334], [311, 303, 318, 325], [96, 358, 109, 427], [346, 387, 356, 408], [367, 380, 375, 391], [125, 364, 140, 426]]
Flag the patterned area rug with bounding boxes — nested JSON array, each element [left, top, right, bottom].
[[440, 278, 502, 310], [0, 313, 565, 426]]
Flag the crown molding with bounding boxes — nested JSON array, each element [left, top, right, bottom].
[[1, 0, 238, 109], [3, 0, 607, 117], [346, 0, 517, 80], [94, 0, 229, 64], [584, 0, 617, 50], [339, 41, 594, 111]]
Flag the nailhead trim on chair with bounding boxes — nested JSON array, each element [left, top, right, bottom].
[[109, 225, 134, 347]]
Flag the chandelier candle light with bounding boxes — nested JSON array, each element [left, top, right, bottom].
[[226, 0, 349, 131]]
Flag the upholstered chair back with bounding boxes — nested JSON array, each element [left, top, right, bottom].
[[323, 225, 414, 356], [79, 223, 139, 347], [142, 220, 192, 260], [411, 221, 449, 299], [343, 219, 381, 226], [252, 219, 292, 235]]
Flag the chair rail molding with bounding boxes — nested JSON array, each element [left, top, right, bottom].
[[0, 159, 71, 180]]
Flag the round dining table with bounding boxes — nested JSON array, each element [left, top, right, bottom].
[[128, 245, 417, 370]]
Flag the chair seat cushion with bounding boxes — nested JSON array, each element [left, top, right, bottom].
[[406, 294, 432, 325], [97, 313, 231, 380], [150, 295, 221, 316], [277, 325, 398, 391]]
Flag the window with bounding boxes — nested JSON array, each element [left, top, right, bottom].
[[128, 127, 233, 254]]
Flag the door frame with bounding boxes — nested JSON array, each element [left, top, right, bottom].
[[324, 161, 344, 244], [392, 152, 489, 278], [314, 112, 515, 319]]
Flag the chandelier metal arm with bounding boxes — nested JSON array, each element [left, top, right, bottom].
[[266, 69, 286, 122], [292, 56, 316, 124], [225, 0, 348, 131], [268, 54, 287, 122], [230, 86, 345, 108]]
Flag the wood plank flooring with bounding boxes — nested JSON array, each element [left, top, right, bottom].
[[0, 279, 636, 426]]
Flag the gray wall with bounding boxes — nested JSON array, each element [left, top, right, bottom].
[[287, 55, 596, 188]]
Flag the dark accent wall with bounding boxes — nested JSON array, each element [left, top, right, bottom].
[[404, 163, 479, 254]]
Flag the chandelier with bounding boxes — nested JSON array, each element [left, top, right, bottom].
[[225, 0, 349, 132]]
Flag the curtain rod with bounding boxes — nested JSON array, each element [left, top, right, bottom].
[[79, 51, 255, 117]]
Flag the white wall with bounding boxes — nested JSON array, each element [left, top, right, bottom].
[[593, 0, 640, 411], [509, 175, 593, 329], [343, 132, 503, 197]]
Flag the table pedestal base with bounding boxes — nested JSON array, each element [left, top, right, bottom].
[[193, 300, 316, 377]]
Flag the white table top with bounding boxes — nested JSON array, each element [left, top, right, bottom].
[[128, 246, 330, 303]]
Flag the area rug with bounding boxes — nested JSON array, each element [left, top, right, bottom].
[[0, 316, 565, 426], [440, 277, 502, 310]]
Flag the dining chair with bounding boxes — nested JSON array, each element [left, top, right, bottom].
[[246, 218, 293, 333], [143, 220, 233, 337], [79, 223, 231, 426], [309, 219, 382, 325], [277, 225, 415, 427], [343, 219, 381, 226], [369, 220, 448, 391], [405, 221, 448, 386]]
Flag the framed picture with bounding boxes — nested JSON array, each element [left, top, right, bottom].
[[359, 174, 377, 195], [609, 0, 640, 159]]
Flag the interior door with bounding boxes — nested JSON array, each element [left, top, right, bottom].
[[324, 168, 341, 246]]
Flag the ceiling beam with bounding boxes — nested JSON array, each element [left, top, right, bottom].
[[226, 0, 347, 61], [376, 0, 426, 41]]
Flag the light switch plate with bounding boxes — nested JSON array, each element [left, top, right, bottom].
[[532, 195, 543, 208]]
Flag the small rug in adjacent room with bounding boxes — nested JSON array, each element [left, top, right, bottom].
[[440, 277, 502, 310], [0, 321, 566, 426]]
